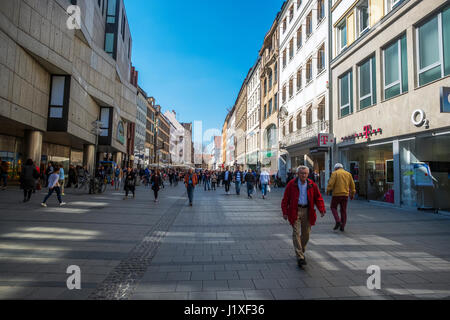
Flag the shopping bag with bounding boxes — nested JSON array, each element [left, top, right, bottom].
[[267, 185, 271, 193]]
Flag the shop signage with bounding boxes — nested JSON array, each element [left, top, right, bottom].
[[413, 162, 434, 187], [318, 133, 334, 147], [341, 125, 382, 141], [117, 121, 125, 145], [440, 87, 450, 113]]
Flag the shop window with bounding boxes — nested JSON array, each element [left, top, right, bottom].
[[339, 70, 353, 117], [417, 6, 450, 87], [383, 34, 408, 99], [358, 55, 376, 109]]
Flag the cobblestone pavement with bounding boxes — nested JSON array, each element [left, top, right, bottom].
[[0, 181, 449, 300]]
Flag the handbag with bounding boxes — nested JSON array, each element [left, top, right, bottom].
[[267, 185, 271, 193]]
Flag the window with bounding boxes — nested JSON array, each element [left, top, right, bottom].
[[264, 104, 267, 119], [297, 26, 302, 49], [289, 119, 293, 133], [106, 0, 117, 23], [317, 0, 325, 23], [318, 98, 325, 121], [283, 49, 287, 68], [297, 68, 302, 91], [306, 58, 312, 83], [416, 7, 450, 87], [289, 78, 293, 98], [274, 93, 278, 110], [289, 38, 294, 60], [121, 11, 125, 41], [105, 33, 115, 56], [268, 70, 273, 90], [283, 18, 287, 34], [296, 113, 302, 130], [98, 0, 101, 8], [49, 75, 66, 118], [306, 12, 313, 38], [269, 99, 273, 116], [386, 0, 402, 13], [338, 20, 347, 53], [339, 70, 353, 117], [306, 107, 312, 126], [283, 125, 286, 137], [317, 44, 325, 73], [274, 62, 278, 82], [264, 78, 267, 96], [358, 55, 376, 109], [357, 0, 369, 35], [297, 0, 302, 10], [128, 37, 131, 58], [99, 107, 110, 136], [383, 34, 408, 99], [289, 5, 294, 22], [282, 85, 287, 103]]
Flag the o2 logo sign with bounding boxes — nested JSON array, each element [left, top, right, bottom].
[[66, 5, 81, 30]]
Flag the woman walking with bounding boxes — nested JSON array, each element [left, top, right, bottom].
[[184, 168, 198, 206], [151, 170, 162, 202], [123, 167, 136, 200], [20, 159, 39, 202], [41, 167, 66, 207], [211, 171, 217, 191]]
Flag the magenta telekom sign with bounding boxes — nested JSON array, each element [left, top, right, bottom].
[[341, 125, 382, 141]]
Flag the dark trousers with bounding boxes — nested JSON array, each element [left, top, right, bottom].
[[247, 182, 254, 197], [212, 182, 216, 190], [23, 189, 32, 200], [224, 181, 230, 192], [43, 187, 62, 204], [125, 187, 135, 197], [331, 196, 349, 227], [153, 188, 159, 200], [187, 185, 194, 204]]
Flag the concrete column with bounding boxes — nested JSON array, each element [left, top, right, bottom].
[[114, 152, 123, 167], [325, 150, 331, 188], [24, 130, 43, 166], [83, 144, 95, 174]]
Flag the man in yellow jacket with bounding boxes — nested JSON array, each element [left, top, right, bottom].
[[326, 163, 356, 232]]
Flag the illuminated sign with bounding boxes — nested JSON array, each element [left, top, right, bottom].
[[341, 125, 382, 141]]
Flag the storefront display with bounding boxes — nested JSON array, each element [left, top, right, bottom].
[[0, 135, 24, 182]]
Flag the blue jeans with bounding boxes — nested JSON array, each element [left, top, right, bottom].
[[0, 173, 7, 187], [247, 182, 254, 197], [261, 183, 268, 196], [187, 185, 194, 204], [235, 181, 241, 195], [204, 180, 211, 190], [43, 187, 62, 204]]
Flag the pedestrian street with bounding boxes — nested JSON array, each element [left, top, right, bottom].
[[0, 182, 449, 300]]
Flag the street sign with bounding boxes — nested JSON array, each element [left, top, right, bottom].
[[318, 133, 334, 147]]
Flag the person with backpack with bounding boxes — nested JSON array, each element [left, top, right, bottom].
[[20, 159, 39, 202], [184, 168, 198, 206], [41, 167, 66, 207], [151, 170, 162, 202]]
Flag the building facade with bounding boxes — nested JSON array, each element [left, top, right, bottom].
[[260, 13, 282, 175], [235, 76, 248, 169], [246, 58, 261, 170], [279, 0, 330, 189], [330, 0, 450, 210], [144, 96, 156, 166], [135, 86, 148, 167], [156, 108, 170, 165], [164, 110, 185, 165], [181, 122, 193, 166], [0, 0, 136, 179]]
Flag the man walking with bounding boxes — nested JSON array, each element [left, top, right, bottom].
[[184, 168, 198, 206], [244, 168, 256, 199], [281, 166, 326, 268], [326, 163, 356, 232], [223, 166, 232, 195], [233, 166, 243, 196]]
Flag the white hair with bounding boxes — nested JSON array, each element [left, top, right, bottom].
[[297, 166, 310, 173], [334, 163, 344, 170]]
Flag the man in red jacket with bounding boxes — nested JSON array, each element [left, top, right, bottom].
[[281, 166, 326, 268]]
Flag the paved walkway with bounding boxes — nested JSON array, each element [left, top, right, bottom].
[[0, 181, 449, 300]]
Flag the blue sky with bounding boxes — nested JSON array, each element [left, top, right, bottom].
[[125, 0, 285, 145]]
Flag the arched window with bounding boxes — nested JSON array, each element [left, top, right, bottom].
[[306, 106, 312, 125], [318, 98, 325, 121], [296, 113, 302, 130]]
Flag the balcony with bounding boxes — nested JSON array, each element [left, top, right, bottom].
[[281, 120, 329, 148]]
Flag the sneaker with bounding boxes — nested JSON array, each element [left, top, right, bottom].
[[333, 222, 341, 231], [340, 225, 345, 232], [297, 259, 307, 268], [60, 202, 66, 206], [41, 203, 47, 207]]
